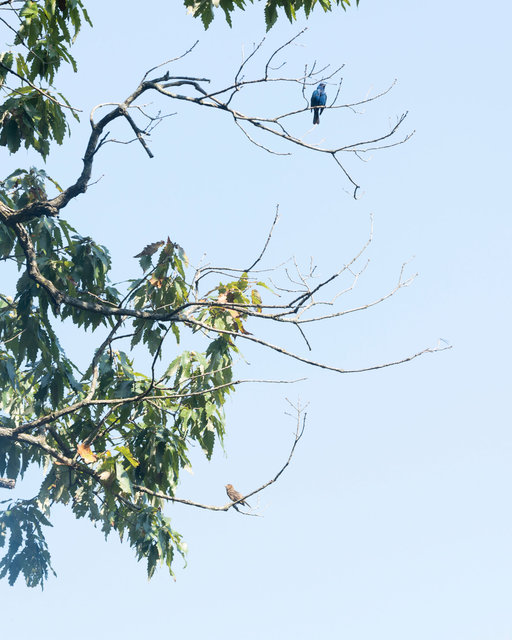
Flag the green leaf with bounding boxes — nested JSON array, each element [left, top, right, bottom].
[[1, 119, 21, 154], [0, 52, 14, 82], [116, 446, 140, 468], [139, 254, 152, 272], [115, 461, 133, 495], [200, 1, 214, 29], [171, 323, 180, 344]]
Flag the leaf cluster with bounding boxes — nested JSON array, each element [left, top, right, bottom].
[[0, 498, 54, 587], [0, 192, 245, 584], [185, 0, 358, 30], [0, 1, 88, 157]]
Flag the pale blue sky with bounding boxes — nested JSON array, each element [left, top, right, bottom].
[[1, 1, 511, 638]]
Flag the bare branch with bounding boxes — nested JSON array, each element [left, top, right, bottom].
[[235, 36, 266, 87], [264, 28, 308, 79], [244, 205, 280, 272], [184, 315, 452, 375], [234, 119, 291, 156], [142, 40, 200, 81], [120, 107, 154, 158], [0, 32, 411, 230]]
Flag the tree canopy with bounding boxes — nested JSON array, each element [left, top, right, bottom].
[[0, 0, 437, 588]]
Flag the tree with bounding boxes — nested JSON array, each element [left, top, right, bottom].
[[0, 1, 444, 588]]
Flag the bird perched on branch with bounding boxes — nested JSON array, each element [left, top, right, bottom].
[[225, 483, 251, 508], [311, 83, 327, 125]]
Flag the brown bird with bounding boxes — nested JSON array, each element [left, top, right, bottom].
[[225, 483, 251, 508]]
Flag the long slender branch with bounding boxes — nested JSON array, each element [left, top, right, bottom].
[[184, 315, 452, 374], [244, 205, 280, 272]]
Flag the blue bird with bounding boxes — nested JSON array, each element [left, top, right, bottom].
[[310, 83, 327, 125]]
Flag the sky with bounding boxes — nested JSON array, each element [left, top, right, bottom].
[[1, 1, 512, 638]]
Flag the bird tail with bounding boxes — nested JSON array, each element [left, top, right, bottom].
[[313, 108, 320, 125]]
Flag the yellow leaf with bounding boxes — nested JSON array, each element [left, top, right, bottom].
[[149, 276, 164, 288], [77, 443, 98, 463]]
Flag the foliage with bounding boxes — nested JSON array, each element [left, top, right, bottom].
[[0, 1, 86, 159], [0, 178, 260, 583], [185, 0, 359, 30], [0, 497, 55, 587]]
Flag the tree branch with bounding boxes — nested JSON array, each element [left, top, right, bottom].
[[0, 32, 410, 230], [132, 402, 307, 512]]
